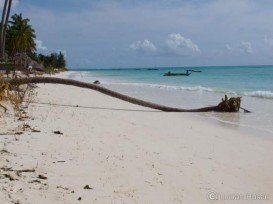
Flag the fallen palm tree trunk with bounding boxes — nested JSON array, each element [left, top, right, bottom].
[[4, 77, 248, 113]]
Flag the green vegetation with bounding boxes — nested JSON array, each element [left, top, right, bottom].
[[32, 51, 66, 69], [0, 3, 67, 111], [6, 13, 36, 57], [1, 10, 67, 72]]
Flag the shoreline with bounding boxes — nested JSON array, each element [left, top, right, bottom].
[[0, 73, 272, 203], [67, 70, 273, 138]]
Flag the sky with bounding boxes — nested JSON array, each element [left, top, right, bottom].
[[1, 0, 273, 68]]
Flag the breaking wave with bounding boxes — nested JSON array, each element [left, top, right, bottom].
[[68, 72, 273, 100], [103, 82, 273, 100], [105, 82, 213, 91], [243, 91, 273, 99]]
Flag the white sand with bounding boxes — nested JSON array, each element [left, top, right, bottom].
[[0, 75, 273, 204]]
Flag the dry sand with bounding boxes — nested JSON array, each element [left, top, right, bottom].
[[0, 74, 273, 204]]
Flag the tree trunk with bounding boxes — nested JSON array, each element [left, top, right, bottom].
[[0, 0, 9, 59], [2, 0, 12, 58], [6, 77, 222, 112]]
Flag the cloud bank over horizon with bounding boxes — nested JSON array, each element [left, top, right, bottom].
[[2, 0, 273, 68], [130, 33, 201, 57]]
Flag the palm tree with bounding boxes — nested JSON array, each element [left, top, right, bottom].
[[5, 77, 244, 112], [6, 13, 36, 57], [0, 0, 12, 59]]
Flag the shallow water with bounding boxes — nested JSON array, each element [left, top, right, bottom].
[[68, 66, 273, 137]]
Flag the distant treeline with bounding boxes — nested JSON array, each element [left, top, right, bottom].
[[32, 51, 66, 69]]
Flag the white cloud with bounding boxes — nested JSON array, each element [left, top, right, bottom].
[[264, 36, 273, 48], [35, 39, 48, 52], [129, 34, 201, 57], [240, 41, 254, 55], [20, 0, 273, 67], [129, 39, 157, 54], [165, 33, 200, 55], [225, 44, 233, 51]]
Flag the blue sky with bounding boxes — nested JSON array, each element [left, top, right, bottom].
[[2, 0, 273, 68]]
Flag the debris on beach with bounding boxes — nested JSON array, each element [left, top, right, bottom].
[[29, 180, 41, 184], [37, 174, 47, 180], [93, 80, 100, 85], [0, 173, 18, 181], [53, 130, 63, 135], [57, 185, 70, 191], [31, 129, 41, 133], [22, 123, 41, 133], [83, 185, 93, 190], [14, 132, 23, 135], [0, 148, 10, 154], [16, 169, 35, 173]]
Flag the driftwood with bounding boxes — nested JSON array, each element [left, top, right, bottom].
[[0, 103, 7, 112], [4, 77, 247, 112]]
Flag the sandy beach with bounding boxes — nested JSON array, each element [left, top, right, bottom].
[[0, 73, 273, 204]]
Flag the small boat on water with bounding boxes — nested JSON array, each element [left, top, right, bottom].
[[186, 69, 202, 72], [163, 71, 191, 76], [147, 68, 158, 71]]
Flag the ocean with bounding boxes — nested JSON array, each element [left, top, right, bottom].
[[68, 65, 273, 137]]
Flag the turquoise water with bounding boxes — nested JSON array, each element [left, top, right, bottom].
[[68, 66, 273, 136]]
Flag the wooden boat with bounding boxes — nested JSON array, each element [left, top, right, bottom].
[[186, 69, 202, 72], [163, 71, 191, 76], [147, 68, 158, 70]]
